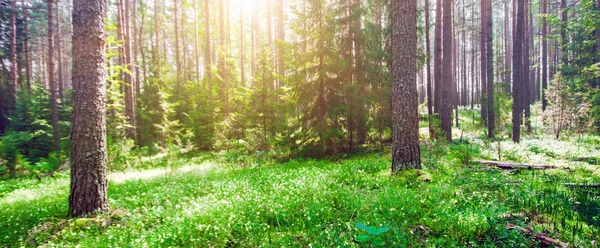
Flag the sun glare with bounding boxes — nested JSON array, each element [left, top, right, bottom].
[[229, 0, 260, 16]]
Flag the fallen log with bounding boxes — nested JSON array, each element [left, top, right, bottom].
[[474, 160, 558, 170], [562, 183, 600, 188], [570, 157, 599, 164], [506, 224, 569, 248]]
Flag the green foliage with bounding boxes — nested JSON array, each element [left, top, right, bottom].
[[3, 146, 600, 247], [0, 86, 70, 177], [355, 222, 389, 247]]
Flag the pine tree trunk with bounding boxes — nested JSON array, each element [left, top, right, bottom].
[[485, 0, 494, 138], [512, 0, 525, 143], [69, 0, 109, 217], [133, 0, 141, 144], [560, 0, 567, 66], [480, 0, 488, 126], [391, 0, 421, 172], [56, 1, 64, 102], [10, 0, 18, 101], [48, 0, 60, 151], [434, 0, 442, 116], [504, 0, 512, 94], [541, 0, 548, 110], [193, 0, 200, 84], [276, 0, 284, 87], [23, 0, 31, 91], [425, 0, 434, 138], [219, 0, 227, 112], [154, 0, 160, 77], [441, 0, 453, 141], [204, 0, 212, 90], [240, 2, 245, 86], [524, 0, 531, 132], [124, 0, 136, 140]]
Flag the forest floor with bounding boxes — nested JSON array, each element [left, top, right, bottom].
[[1, 105, 600, 247]]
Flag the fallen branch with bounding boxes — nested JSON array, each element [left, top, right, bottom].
[[503, 212, 527, 219], [570, 157, 599, 164], [507, 224, 569, 248], [562, 183, 600, 188], [474, 160, 559, 170]]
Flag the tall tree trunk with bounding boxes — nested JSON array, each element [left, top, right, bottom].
[[471, 19, 476, 109], [541, 0, 548, 110], [124, 0, 136, 140], [193, 0, 200, 84], [154, 0, 160, 77], [523, 0, 531, 132], [219, 0, 227, 112], [485, 0, 494, 138], [10, 0, 18, 101], [48, 0, 60, 151], [173, 0, 182, 120], [57, 1, 64, 102], [23, 0, 31, 91], [133, 0, 141, 144], [560, 0, 567, 67], [480, 0, 488, 126], [452, 0, 458, 128], [391, 0, 421, 171], [441, 0, 453, 141], [512, 0, 525, 143], [461, 0, 467, 107], [204, 0, 212, 98], [434, 0, 442, 116], [276, 0, 284, 87], [504, 0, 512, 94], [598, 0, 600, 88], [195, 0, 202, 84], [425, 0, 434, 138], [69, 0, 109, 217], [353, 0, 366, 145], [240, 2, 245, 86]]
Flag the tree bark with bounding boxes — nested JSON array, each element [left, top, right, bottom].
[[425, 0, 434, 138], [523, 0, 531, 133], [69, 0, 109, 217], [48, 0, 60, 151], [512, 0, 524, 143], [541, 0, 548, 110], [10, 0, 18, 100], [56, 1, 64, 102], [434, 0, 442, 116], [441, 0, 453, 142], [219, 0, 227, 112], [504, 0, 512, 94], [560, 0, 567, 66], [485, 0, 494, 138], [23, 0, 31, 91], [173, 0, 182, 120], [240, 2, 245, 86], [276, 0, 284, 87], [133, 0, 141, 145], [391, 0, 421, 172], [480, 0, 488, 126], [204, 0, 212, 97]]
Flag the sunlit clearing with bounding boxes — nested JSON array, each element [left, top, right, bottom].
[[110, 161, 217, 184]]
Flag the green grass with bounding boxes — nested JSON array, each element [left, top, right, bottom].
[[1, 106, 600, 247]]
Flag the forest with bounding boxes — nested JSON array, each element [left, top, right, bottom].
[[0, 0, 599, 246]]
